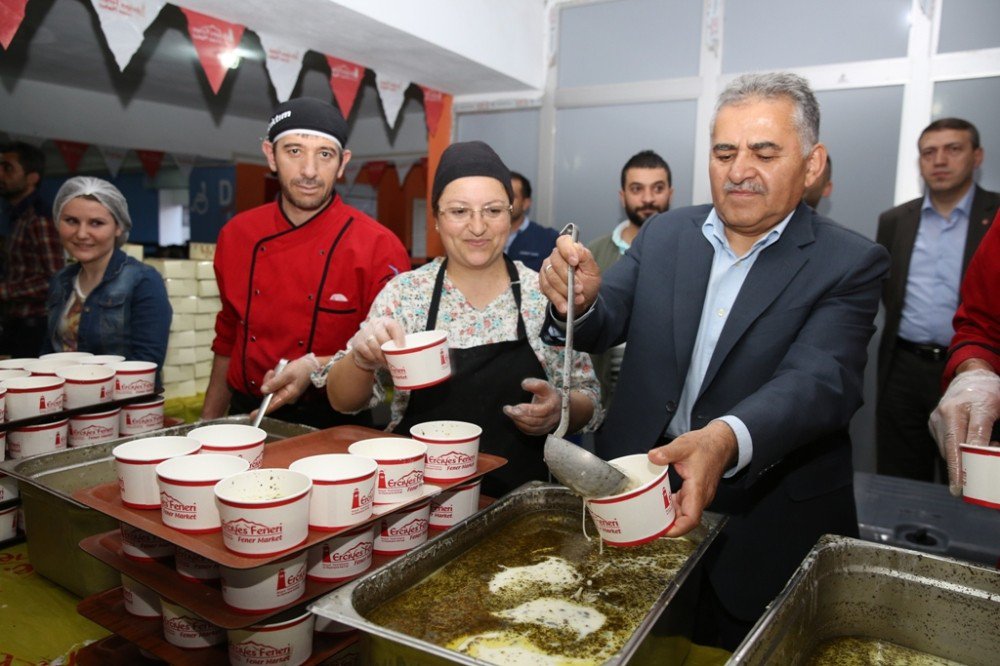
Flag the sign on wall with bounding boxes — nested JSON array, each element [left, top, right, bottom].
[[189, 165, 235, 243]]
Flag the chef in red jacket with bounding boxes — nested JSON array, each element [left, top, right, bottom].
[[202, 97, 410, 427]]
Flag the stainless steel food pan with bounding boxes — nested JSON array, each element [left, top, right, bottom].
[[311, 481, 725, 665], [730, 535, 1000, 665]]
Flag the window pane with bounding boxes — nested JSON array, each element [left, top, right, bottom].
[[939, 0, 1000, 53], [456, 108, 541, 187], [932, 77, 1000, 193]]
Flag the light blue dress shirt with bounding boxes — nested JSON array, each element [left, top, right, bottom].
[[897, 186, 974, 347], [664, 208, 793, 476]]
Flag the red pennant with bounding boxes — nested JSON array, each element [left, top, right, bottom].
[[420, 86, 447, 136], [180, 8, 245, 94], [325, 55, 365, 119], [136, 149, 165, 180], [53, 140, 89, 173], [0, 0, 28, 50], [364, 160, 390, 187]]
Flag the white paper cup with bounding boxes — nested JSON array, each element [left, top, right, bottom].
[[78, 354, 126, 366], [56, 364, 115, 409], [119, 397, 165, 435], [39, 351, 93, 361], [219, 551, 307, 613], [0, 431, 4, 463], [69, 408, 121, 447], [3, 376, 65, 420], [175, 546, 221, 584], [161, 598, 226, 649], [0, 385, 5, 422], [214, 469, 312, 556], [374, 499, 431, 556], [348, 437, 426, 504], [227, 608, 315, 666], [307, 523, 376, 583], [0, 368, 30, 383], [112, 360, 157, 398], [381, 330, 451, 389], [0, 358, 35, 371], [430, 478, 482, 530], [289, 454, 377, 530], [0, 504, 17, 541], [113, 436, 202, 509], [24, 358, 79, 376], [121, 573, 161, 618], [8, 419, 68, 459], [156, 454, 250, 533], [584, 454, 675, 547], [410, 420, 481, 483], [961, 443, 1000, 509], [0, 474, 19, 502], [188, 424, 267, 470], [120, 522, 175, 562]]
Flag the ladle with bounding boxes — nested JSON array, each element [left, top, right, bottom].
[[543, 223, 630, 498]]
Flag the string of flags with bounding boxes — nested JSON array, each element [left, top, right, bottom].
[[0, 0, 449, 134]]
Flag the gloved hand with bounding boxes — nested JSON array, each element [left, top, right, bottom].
[[256, 355, 320, 416], [503, 378, 562, 436], [347, 317, 406, 372], [928, 368, 1000, 496]]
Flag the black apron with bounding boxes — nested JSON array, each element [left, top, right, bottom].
[[394, 257, 548, 498]]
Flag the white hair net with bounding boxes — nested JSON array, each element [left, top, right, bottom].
[[53, 176, 132, 247]]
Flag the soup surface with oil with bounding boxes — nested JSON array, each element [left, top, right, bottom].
[[804, 637, 966, 666], [366, 510, 698, 665]]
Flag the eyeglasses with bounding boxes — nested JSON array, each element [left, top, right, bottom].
[[438, 204, 512, 223]]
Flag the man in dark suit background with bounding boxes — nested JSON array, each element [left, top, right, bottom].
[[540, 72, 889, 649], [876, 118, 999, 482], [503, 171, 559, 272]]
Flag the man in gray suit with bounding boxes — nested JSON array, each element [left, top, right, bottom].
[[540, 72, 889, 649], [876, 118, 998, 482]]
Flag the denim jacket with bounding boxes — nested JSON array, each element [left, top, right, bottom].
[[42, 249, 172, 369]]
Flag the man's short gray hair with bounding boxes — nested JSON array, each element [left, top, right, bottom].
[[53, 176, 132, 248], [714, 72, 820, 156]]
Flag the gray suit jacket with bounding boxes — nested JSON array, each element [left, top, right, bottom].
[[876, 185, 999, 390], [545, 202, 889, 619]]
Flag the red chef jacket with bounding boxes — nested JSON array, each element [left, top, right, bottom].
[[212, 194, 410, 398]]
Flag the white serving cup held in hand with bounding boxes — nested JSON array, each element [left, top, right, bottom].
[[381, 330, 451, 390], [156, 453, 250, 533], [187, 424, 267, 470], [289, 454, 377, 530], [347, 437, 426, 504], [584, 454, 675, 547], [960, 443, 1000, 509], [113, 436, 201, 509], [214, 468, 312, 556]]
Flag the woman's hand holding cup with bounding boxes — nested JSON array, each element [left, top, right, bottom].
[[349, 317, 406, 372]]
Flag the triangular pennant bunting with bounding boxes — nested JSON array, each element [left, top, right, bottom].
[[419, 86, 447, 136], [397, 156, 423, 185], [375, 73, 409, 129], [89, 0, 164, 71], [171, 152, 197, 180], [136, 149, 164, 179], [340, 161, 362, 190], [325, 55, 364, 119], [53, 140, 89, 173], [257, 31, 305, 103], [98, 145, 129, 178], [364, 160, 390, 188], [0, 0, 28, 50], [180, 8, 245, 94]]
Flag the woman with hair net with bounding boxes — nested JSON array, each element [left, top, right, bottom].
[[41, 176, 171, 369]]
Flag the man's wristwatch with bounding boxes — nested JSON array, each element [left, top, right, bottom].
[[309, 356, 335, 388]]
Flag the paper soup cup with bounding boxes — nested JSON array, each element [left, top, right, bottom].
[[410, 420, 481, 483], [214, 469, 312, 556], [0, 358, 35, 371], [69, 408, 120, 447], [56, 364, 115, 409], [3, 376, 65, 420], [219, 551, 307, 613], [348, 438, 426, 504], [175, 546, 221, 583], [112, 360, 157, 398], [188, 424, 267, 470], [121, 573, 161, 618], [961, 443, 1000, 509], [120, 522, 175, 561], [8, 419, 68, 458], [227, 608, 315, 666], [156, 454, 250, 533], [0, 474, 19, 502], [0, 504, 18, 541], [119, 397, 165, 435], [307, 523, 376, 583], [381, 330, 451, 390], [584, 454, 675, 547], [430, 478, 482, 530], [24, 358, 79, 376], [113, 436, 202, 509], [39, 351, 93, 361], [0, 385, 5, 422], [0, 368, 30, 383], [161, 599, 226, 649], [289, 454, 377, 530], [374, 499, 431, 556], [78, 354, 126, 366]]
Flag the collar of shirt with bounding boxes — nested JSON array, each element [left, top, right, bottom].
[[611, 220, 632, 254], [920, 183, 975, 227], [505, 217, 533, 251], [702, 207, 793, 259]]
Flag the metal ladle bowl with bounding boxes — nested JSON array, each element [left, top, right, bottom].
[[543, 223, 630, 499]]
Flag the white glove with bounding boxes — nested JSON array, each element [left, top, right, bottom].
[[502, 378, 562, 436], [257, 354, 321, 415], [928, 368, 1000, 496], [347, 317, 406, 372]]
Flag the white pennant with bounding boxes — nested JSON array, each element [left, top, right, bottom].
[[171, 152, 197, 181], [89, 0, 165, 72], [256, 31, 305, 103], [375, 72, 409, 129], [98, 145, 129, 178]]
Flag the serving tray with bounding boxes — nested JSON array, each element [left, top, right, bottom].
[[71, 425, 505, 568]]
